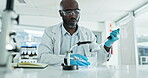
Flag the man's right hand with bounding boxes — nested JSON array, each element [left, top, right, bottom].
[[70, 54, 90, 66]]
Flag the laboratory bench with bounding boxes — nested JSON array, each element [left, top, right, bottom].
[[1, 65, 148, 78]]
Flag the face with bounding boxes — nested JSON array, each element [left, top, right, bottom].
[[59, 1, 80, 29]]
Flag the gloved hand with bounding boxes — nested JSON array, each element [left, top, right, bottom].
[[104, 28, 120, 47], [70, 54, 90, 66]]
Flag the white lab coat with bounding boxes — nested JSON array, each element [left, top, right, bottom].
[[38, 23, 110, 65]]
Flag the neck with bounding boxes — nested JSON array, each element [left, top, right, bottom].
[[63, 24, 78, 35]]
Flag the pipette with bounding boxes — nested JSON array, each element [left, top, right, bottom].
[[62, 28, 120, 70]]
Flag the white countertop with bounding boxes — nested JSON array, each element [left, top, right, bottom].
[[1, 65, 148, 78]]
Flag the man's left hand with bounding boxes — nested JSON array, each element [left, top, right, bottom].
[[104, 28, 120, 47], [70, 54, 90, 66]]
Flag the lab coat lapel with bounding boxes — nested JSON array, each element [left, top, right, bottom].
[[52, 23, 62, 55], [79, 27, 87, 41], [79, 27, 90, 56]]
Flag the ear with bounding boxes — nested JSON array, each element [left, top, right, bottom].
[[59, 10, 63, 17]]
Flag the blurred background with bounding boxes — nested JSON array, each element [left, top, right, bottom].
[[0, 0, 148, 65]]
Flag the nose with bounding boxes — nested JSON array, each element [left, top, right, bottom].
[[69, 14, 77, 19], [69, 12, 78, 18]]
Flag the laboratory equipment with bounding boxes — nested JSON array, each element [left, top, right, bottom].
[[61, 41, 92, 70], [8, 32, 20, 52], [19, 42, 38, 63], [61, 28, 120, 70], [0, 0, 19, 70]]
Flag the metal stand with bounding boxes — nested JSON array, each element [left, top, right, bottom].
[[61, 41, 92, 70], [61, 63, 78, 70]]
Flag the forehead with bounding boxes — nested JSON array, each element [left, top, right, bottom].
[[60, 0, 79, 10], [63, 5, 78, 10]]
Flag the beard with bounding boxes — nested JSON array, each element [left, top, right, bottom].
[[63, 17, 79, 29]]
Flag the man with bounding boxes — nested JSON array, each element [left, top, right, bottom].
[[38, 0, 119, 66]]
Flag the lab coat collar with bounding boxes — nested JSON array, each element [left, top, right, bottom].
[[51, 22, 80, 34], [51, 23, 62, 33], [61, 24, 79, 36], [51, 22, 87, 40]]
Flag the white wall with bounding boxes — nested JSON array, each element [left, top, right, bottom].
[[79, 21, 105, 32], [13, 15, 106, 41], [18, 15, 106, 35], [19, 15, 105, 31], [19, 15, 62, 27]]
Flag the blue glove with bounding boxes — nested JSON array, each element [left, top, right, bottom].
[[70, 54, 90, 66], [105, 28, 120, 47]]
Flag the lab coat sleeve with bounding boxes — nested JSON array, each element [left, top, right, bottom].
[[97, 45, 111, 65], [90, 42, 111, 65], [37, 28, 64, 65]]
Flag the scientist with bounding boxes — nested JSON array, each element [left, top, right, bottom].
[[38, 0, 120, 66]]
